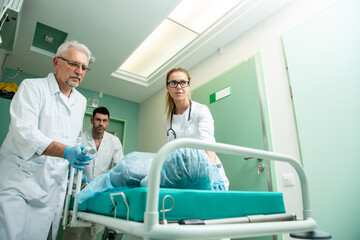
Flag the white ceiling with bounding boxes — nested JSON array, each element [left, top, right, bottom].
[[4, 0, 292, 103]]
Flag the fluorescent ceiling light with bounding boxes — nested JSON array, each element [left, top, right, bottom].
[[119, 19, 197, 78], [168, 0, 242, 34], [116, 0, 242, 82]]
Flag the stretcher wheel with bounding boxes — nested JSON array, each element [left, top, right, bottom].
[[102, 227, 123, 240], [290, 230, 332, 239]]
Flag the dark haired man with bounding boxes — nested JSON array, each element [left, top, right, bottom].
[[63, 106, 123, 240]]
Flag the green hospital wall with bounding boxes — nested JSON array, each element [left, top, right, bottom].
[[0, 67, 139, 154]]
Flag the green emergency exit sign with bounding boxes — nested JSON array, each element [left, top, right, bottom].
[[210, 86, 231, 104]]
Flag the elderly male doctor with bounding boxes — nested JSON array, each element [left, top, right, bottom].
[[0, 40, 93, 240]]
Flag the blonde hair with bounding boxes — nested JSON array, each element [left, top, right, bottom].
[[165, 68, 191, 123]]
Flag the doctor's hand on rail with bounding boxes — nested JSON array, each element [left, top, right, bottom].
[[64, 145, 92, 170], [211, 165, 225, 191]]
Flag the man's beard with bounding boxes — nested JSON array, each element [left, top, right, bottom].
[[66, 75, 81, 88], [66, 80, 79, 88]]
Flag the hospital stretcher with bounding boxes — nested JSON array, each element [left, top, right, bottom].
[[62, 138, 331, 239]]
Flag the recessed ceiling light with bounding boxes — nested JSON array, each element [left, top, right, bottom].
[[44, 34, 54, 43], [115, 0, 243, 84], [168, 0, 242, 34], [119, 19, 197, 79]]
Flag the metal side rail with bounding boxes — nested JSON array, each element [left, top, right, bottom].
[[70, 138, 330, 240]]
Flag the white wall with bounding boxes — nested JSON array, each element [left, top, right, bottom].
[[137, 86, 168, 152], [138, 0, 339, 239]]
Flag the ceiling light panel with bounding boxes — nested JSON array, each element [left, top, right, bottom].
[[168, 0, 242, 34], [118, 19, 197, 79], [116, 0, 244, 84]]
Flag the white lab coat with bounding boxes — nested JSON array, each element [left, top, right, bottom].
[[164, 101, 229, 188], [82, 130, 124, 182], [0, 73, 86, 240]]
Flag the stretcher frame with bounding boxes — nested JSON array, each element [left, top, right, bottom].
[[64, 138, 318, 240]]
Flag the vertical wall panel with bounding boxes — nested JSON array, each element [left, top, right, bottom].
[[282, 0, 360, 238]]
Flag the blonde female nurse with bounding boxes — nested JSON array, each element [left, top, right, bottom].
[[164, 68, 229, 190]]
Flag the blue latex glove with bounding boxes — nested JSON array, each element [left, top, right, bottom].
[[211, 165, 225, 191], [80, 170, 89, 188], [82, 172, 89, 184], [64, 145, 92, 170]]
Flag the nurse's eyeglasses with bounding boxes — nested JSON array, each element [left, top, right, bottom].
[[57, 56, 91, 71], [167, 80, 189, 88]]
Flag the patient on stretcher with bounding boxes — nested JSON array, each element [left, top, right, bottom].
[[76, 148, 212, 204]]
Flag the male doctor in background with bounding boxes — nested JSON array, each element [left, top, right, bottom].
[[0, 40, 93, 240], [63, 106, 124, 240]]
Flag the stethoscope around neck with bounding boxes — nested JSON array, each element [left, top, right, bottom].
[[167, 101, 192, 139]]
